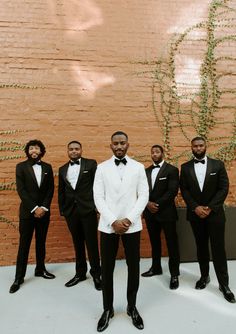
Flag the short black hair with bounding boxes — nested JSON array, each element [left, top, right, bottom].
[[191, 136, 206, 144], [67, 140, 82, 148], [151, 145, 164, 153], [24, 139, 46, 158], [111, 131, 128, 141]]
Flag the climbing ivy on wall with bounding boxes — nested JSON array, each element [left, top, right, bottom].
[[0, 76, 40, 228], [150, 0, 236, 164], [0, 131, 25, 228]]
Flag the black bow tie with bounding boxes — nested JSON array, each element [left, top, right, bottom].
[[115, 158, 127, 166], [70, 160, 80, 166], [32, 161, 42, 166], [194, 159, 205, 164], [152, 164, 160, 169]]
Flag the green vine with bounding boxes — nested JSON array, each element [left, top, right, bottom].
[[0, 130, 26, 229], [142, 0, 236, 164], [0, 215, 18, 230]]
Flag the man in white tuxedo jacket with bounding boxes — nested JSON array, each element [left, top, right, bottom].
[[94, 131, 148, 332]]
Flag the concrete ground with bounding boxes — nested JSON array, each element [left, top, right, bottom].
[[1, 259, 236, 334]]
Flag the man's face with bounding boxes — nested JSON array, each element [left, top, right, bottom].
[[191, 139, 207, 159], [110, 134, 129, 159], [151, 147, 163, 164], [67, 143, 82, 161], [28, 145, 42, 160]]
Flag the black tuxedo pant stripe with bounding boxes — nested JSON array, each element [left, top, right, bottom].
[[100, 231, 140, 310], [146, 217, 180, 276], [15, 216, 50, 280], [66, 209, 101, 276], [190, 218, 229, 286]]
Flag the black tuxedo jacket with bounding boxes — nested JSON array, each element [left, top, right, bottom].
[[143, 162, 179, 222], [16, 160, 54, 219], [58, 157, 97, 217], [180, 157, 229, 222]]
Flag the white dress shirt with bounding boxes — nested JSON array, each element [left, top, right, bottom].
[[66, 159, 81, 190], [31, 162, 48, 213], [32, 163, 42, 187], [194, 156, 207, 191], [151, 160, 164, 188]]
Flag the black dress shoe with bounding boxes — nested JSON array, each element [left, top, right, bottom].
[[9, 278, 24, 294], [219, 285, 236, 303], [195, 276, 210, 289], [35, 269, 56, 279], [127, 306, 144, 330], [65, 274, 86, 287], [97, 309, 114, 332], [170, 276, 179, 290], [141, 267, 162, 277], [93, 277, 102, 291]]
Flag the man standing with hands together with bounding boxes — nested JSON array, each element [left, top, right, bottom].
[[9, 139, 55, 294], [180, 136, 235, 303], [93, 131, 148, 332]]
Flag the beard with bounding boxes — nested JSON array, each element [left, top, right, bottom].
[[28, 153, 42, 162], [192, 149, 206, 160], [152, 157, 163, 164]]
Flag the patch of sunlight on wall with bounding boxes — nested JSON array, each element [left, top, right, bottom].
[[74, 66, 115, 99]]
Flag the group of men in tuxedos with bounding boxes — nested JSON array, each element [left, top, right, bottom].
[[9, 134, 235, 332]]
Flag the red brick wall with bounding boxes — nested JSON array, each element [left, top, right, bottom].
[[0, 0, 235, 265]]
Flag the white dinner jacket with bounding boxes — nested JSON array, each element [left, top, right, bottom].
[[93, 155, 149, 234]]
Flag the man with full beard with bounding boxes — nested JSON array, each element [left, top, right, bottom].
[[180, 136, 235, 303], [9, 139, 55, 294]]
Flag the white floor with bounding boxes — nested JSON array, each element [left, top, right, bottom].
[[1, 259, 236, 334]]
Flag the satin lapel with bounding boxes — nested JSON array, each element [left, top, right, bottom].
[[26, 161, 38, 186], [62, 163, 72, 187], [153, 162, 167, 189], [202, 157, 212, 192], [189, 159, 202, 192], [40, 162, 47, 187], [146, 167, 152, 192], [111, 159, 132, 200], [111, 159, 123, 186], [75, 158, 85, 189]]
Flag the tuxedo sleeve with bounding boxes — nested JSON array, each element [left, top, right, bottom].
[[126, 165, 149, 223], [207, 161, 229, 211], [156, 167, 179, 208], [93, 165, 117, 225], [16, 163, 38, 212], [180, 165, 199, 210], [41, 164, 54, 209]]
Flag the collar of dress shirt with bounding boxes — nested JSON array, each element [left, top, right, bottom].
[[194, 156, 207, 163], [69, 158, 81, 165], [113, 155, 128, 163], [153, 160, 164, 168]]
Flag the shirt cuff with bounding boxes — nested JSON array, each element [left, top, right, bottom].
[[31, 206, 39, 213], [41, 206, 49, 212]]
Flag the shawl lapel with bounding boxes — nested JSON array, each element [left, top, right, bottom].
[[189, 159, 202, 193], [75, 158, 85, 189], [202, 157, 213, 192], [26, 161, 40, 187], [152, 161, 167, 189]]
